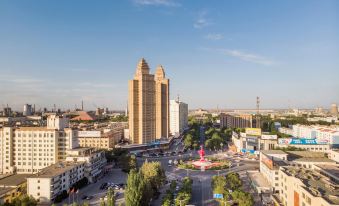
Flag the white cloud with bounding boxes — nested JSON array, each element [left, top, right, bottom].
[[134, 0, 180, 6], [218, 49, 275, 66], [194, 11, 210, 29], [205, 33, 223, 40]]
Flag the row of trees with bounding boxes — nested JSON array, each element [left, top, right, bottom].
[[183, 122, 201, 149], [125, 161, 166, 206], [174, 177, 193, 206], [211, 173, 254, 206]]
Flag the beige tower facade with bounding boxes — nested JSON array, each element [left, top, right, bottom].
[[128, 59, 169, 144]]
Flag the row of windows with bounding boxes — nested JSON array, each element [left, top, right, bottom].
[[15, 157, 54, 160], [14, 153, 55, 156], [15, 133, 55, 138], [15, 162, 53, 166]]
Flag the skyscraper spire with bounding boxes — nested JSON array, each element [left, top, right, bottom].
[[135, 58, 150, 77]]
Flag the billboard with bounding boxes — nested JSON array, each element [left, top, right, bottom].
[[245, 128, 262, 136], [261, 153, 273, 169], [278, 138, 329, 145], [261, 135, 278, 140], [78, 131, 101, 137]]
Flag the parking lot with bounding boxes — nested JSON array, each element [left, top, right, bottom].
[[58, 168, 127, 206]]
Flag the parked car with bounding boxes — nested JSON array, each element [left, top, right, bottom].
[[81, 195, 88, 200], [86, 196, 93, 200]]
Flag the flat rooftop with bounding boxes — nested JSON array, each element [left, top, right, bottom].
[[0, 174, 32, 187], [294, 157, 335, 163], [261, 150, 287, 155], [286, 151, 325, 158], [315, 164, 339, 180], [282, 166, 339, 205], [0, 187, 14, 196], [29, 162, 84, 178]]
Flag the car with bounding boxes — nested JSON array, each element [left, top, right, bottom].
[[81, 195, 88, 200], [178, 151, 183, 155], [158, 152, 164, 156], [136, 153, 143, 158], [86, 196, 93, 200], [171, 151, 176, 156], [149, 153, 157, 157], [100, 183, 108, 190]]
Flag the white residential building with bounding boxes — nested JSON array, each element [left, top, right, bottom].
[[169, 99, 188, 137], [65, 147, 107, 183], [27, 161, 85, 203], [0, 115, 79, 174]]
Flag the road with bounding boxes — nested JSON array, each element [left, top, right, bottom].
[[58, 127, 260, 206]]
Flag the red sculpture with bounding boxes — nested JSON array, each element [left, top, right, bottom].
[[198, 145, 206, 162]]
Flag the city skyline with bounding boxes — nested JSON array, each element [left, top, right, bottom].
[[0, 0, 338, 110]]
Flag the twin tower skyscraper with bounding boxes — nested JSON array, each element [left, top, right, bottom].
[[128, 58, 170, 144]]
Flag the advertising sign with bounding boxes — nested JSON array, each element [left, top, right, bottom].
[[261, 154, 273, 169], [278, 138, 329, 145], [78, 131, 101, 137], [213, 194, 223, 199], [245, 128, 262, 136], [261, 135, 278, 140]]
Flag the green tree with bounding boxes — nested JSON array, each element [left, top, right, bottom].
[[226, 173, 242, 190], [184, 133, 193, 148], [106, 187, 115, 206], [231, 190, 254, 206], [9, 194, 37, 206], [125, 169, 146, 206]]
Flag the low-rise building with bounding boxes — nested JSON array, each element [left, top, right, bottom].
[[220, 113, 260, 129], [27, 161, 85, 203], [260, 150, 288, 193], [0, 174, 30, 204], [65, 148, 106, 183], [277, 165, 339, 206]]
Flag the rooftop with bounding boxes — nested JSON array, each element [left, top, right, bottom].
[[29, 162, 84, 178], [293, 157, 335, 163], [0, 174, 31, 187], [282, 166, 339, 205], [286, 151, 325, 158], [261, 150, 287, 155]]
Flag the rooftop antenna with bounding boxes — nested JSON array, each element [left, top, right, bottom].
[[81, 100, 84, 111], [256, 96, 260, 115], [177, 94, 180, 102]]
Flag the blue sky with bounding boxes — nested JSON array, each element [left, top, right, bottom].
[[0, 0, 338, 110]]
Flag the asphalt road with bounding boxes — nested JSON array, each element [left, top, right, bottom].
[[56, 133, 260, 206]]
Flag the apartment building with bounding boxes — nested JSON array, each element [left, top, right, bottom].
[[0, 115, 78, 174], [277, 165, 339, 206], [220, 113, 260, 129], [169, 99, 188, 137], [128, 58, 170, 144], [65, 147, 106, 183], [27, 161, 85, 203]]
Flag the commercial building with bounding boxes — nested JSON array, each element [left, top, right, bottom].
[[169, 99, 188, 137], [276, 165, 339, 206], [65, 148, 106, 183], [23, 104, 33, 116], [260, 150, 288, 193], [0, 115, 79, 174], [220, 113, 260, 129], [128, 58, 169, 144], [27, 161, 85, 203]]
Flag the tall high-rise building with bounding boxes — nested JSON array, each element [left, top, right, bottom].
[[23, 104, 33, 116], [170, 98, 188, 137], [330, 103, 338, 116], [128, 58, 169, 144]]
